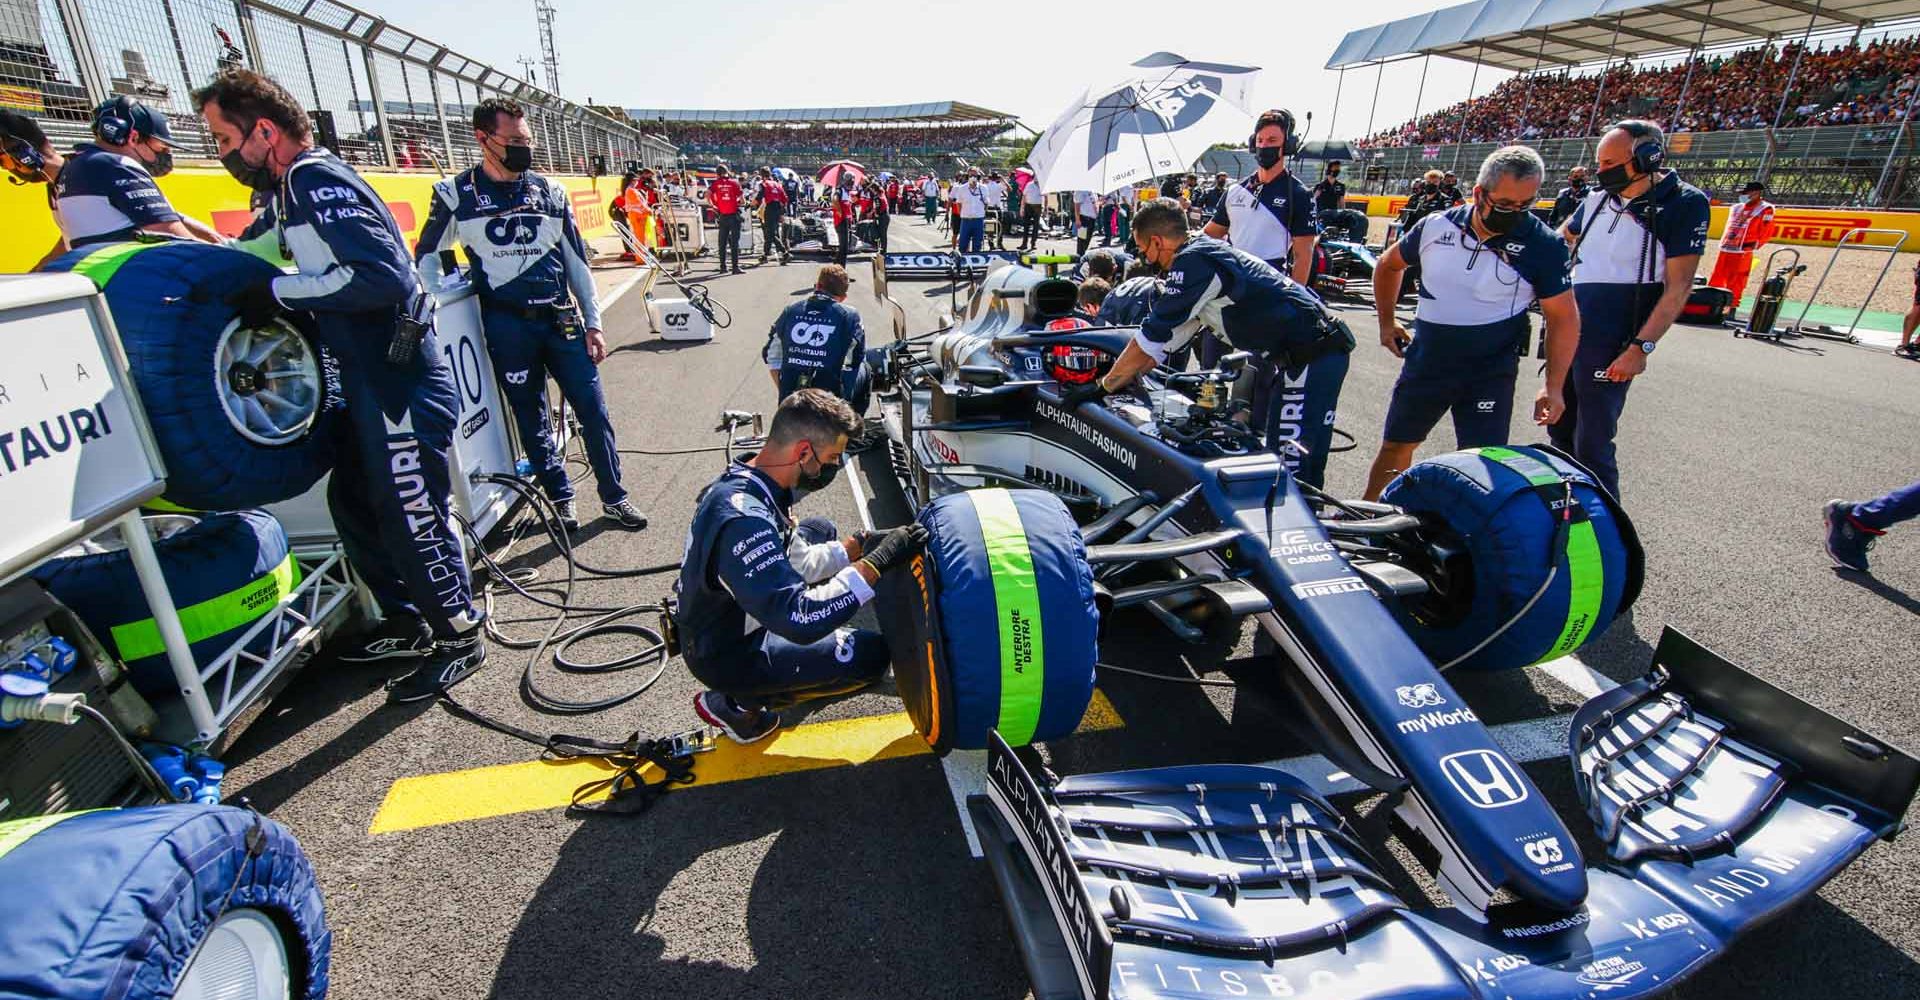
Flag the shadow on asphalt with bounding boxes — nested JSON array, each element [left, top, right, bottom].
[[222, 654, 436, 812], [1835, 570, 1920, 615]]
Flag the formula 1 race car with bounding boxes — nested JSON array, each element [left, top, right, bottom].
[[781, 210, 877, 257], [863, 254, 1918, 1000], [1311, 207, 1379, 299]]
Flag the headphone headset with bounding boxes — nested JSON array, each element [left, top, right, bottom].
[[94, 96, 134, 145], [1614, 119, 1665, 175], [1248, 108, 1300, 158], [0, 126, 44, 174]]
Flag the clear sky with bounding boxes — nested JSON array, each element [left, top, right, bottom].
[[413, 0, 1511, 142]]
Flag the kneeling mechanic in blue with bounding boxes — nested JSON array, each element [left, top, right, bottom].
[[676, 390, 927, 744]]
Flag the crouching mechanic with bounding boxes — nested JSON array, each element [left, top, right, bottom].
[[1064, 198, 1354, 487], [415, 97, 646, 533], [677, 391, 928, 742], [1363, 146, 1577, 500], [764, 265, 868, 414], [194, 68, 484, 701]]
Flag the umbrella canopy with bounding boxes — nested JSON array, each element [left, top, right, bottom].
[[1027, 52, 1260, 195], [1011, 166, 1035, 189], [770, 166, 799, 182], [816, 159, 867, 187]]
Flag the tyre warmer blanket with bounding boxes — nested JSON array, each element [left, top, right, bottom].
[[880, 488, 1098, 753], [971, 628, 1916, 999], [0, 805, 330, 999], [1381, 445, 1643, 672]]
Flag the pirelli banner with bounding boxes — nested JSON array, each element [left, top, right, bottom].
[[0, 165, 624, 274], [1343, 194, 1920, 249]]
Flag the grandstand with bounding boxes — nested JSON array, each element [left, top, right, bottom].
[[622, 102, 1019, 175], [1328, 1, 1920, 208]]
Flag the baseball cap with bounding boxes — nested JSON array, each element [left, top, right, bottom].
[[1741, 180, 1766, 194], [93, 97, 175, 146]]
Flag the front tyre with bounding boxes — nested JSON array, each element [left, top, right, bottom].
[[174, 908, 292, 1000]]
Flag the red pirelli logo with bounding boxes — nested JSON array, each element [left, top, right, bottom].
[[571, 189, 606, 231], [1771, 214, 1876, 244]]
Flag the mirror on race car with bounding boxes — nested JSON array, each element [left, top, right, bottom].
[[957, 365, 1009, 389]]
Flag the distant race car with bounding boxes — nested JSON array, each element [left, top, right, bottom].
[[1312, 206, 1379, 299], [862, 253, 1919, 1000], [780, 210, 876, 257]]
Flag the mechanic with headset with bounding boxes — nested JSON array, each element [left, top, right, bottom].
[[677, 389, 928, 744], [1066, 198, 1355, 487], [1, 111, 72, 271], [40, 98, 224, 263], [1312, 161, 1347, 223], [414, 97, 648, 538], [1362, 146, 1578, 501], [1204, 109, 1317, 285], [707, 164, 746, 274], [194, 68, 485, 703], [1548, 166, 1591, 229], [1557, 119, 1709, 498], [764, 265, 868, 414]]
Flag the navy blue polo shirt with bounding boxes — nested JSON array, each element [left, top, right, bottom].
[[1397, 206, 1571, 378]]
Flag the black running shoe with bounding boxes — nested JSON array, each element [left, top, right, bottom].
[[1823, 498, 1877, 572], [553, 498, 580, 533], [336, 616, 431, 663], [693, 690, 780, 744], [603, 498, 648, 530], [386, 632, 487, 703]]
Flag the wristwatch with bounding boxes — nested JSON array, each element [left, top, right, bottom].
[[1632, 338, 1656, 355]]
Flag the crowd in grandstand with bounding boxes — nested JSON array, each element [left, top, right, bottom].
[[1360, 36, 1920, 147], [642, 122, 1009, 156]]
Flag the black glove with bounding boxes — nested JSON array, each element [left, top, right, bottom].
[[224, 278, 283, 329], [1059, 379, 1111, 408], [858, 523, 928, 576]]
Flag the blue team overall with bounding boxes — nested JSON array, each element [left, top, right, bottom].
[[674, 464, 888, 708], [1558, 173, 1709, 497], [52, 143, 180, 246], [415, 167, 626, 507], [1134, 236, 1352, 487], [235, 149, 478, 638], [764, 292, 869, 411], [1387, 206, 1571, 447]]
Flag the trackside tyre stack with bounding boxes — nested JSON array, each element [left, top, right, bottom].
[[44, 241, 341, 512], [0, 805, 330, 999], [1381, 444, 1643, 671], [878, 488, 1099, 752]]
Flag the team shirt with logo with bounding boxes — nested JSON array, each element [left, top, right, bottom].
[[1211, 170, 1316, 264], [1133, 235, 1332, 361], [1396, 206, 1571, 378], [415, 166, 602, 328], [52, 143, 179, 247], [707, 177, 744, 215], [1564, 172, 1711, 335], [764, 291, 866, 399]]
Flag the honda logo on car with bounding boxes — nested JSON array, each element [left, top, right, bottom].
[[1441, 749, 1529, 808], [1035, 399, 1137, 470], [1271, 528, 1336, 565]]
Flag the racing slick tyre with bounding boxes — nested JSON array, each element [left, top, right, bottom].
[[878, 488, 1099, 753], [1380, 444, 1642, 672], [0, 805, 330, 1000], [46, 241, 342, 511], [30, 510, 297, 699]]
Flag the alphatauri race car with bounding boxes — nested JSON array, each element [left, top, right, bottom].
[[861, 254, 1918, 1000]]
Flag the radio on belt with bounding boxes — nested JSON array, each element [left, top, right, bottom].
[[650, 297, 714, 342]]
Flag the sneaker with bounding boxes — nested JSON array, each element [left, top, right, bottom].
[[693, 690, 781, 744], [552, 497, 580, 533], [387, 631, 488, 703], [1823, 498, 1878, 572], [336, 616, 431, 663], [603, 498, 648, 530], [1896, 343, 1919, 357]]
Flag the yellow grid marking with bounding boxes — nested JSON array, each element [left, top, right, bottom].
[[369, 689, 1123, 834]]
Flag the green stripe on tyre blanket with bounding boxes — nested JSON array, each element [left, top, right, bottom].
[[1472, 446, 1603, 662], [109, 553, 301, 663], [966, 489, 1047, 746], [0, 811, 101, 863], [70, 241, 165, 289]]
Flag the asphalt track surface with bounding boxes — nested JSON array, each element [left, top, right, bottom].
[[224, 215, 1920, 1000]]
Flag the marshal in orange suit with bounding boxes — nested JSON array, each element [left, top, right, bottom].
[[1708, 181, 1777, 309]]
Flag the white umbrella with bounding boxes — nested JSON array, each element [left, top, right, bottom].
[[1027, 52, 1261, 195]]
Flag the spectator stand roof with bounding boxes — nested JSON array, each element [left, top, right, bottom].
[[623, 102, 1017, 125], [1329, 0, 1920, 73]]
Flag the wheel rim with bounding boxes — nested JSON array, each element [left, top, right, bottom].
[[173, 907, 291, 1000], [215, 318, 322, 447]]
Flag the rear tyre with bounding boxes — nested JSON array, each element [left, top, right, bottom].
[[173, 908, 292, 1000]]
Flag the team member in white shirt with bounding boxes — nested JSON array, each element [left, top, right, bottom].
[[952, 172, 991, 254]]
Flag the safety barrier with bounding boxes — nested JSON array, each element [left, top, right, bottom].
[[1341, 193, 1920, 250]]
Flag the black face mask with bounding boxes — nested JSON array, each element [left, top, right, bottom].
[[797, 453, 840, 492], [145, 147, 174, 178], [1327, 170, 1340, 178], [1596, 163, 1635, 194], [221, 126, 275, 192], [1480, 202, 1525, 236], [1254, 146, 1283, 170], [490, 135, 533, 173]]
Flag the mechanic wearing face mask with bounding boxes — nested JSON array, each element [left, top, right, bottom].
[[1548, 166, 1591, 229], [1204, 109, 1317, 285], [414, 97, 647, 537], [1362, 146, 1578, 501], [46, 98, 224, 257], [764, 265, 867, 415], [677, 390, 928, 743], [1312, 161, 1347, 223], [1065, 198, 1354, 487], [193, 68, 485, 702], [2, 111, 72, 271], [1557, 119, 1708, 498]]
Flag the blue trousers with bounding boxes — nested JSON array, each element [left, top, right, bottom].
[[323, 323, 478, 638], [482, 305, 626, 505], [1260, 349, 1351, 490], [1547, 336, 1633, 498], [682, 518, 889, 708], [1854, 478, 1920, 531], [958, 217, 985, 254]]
